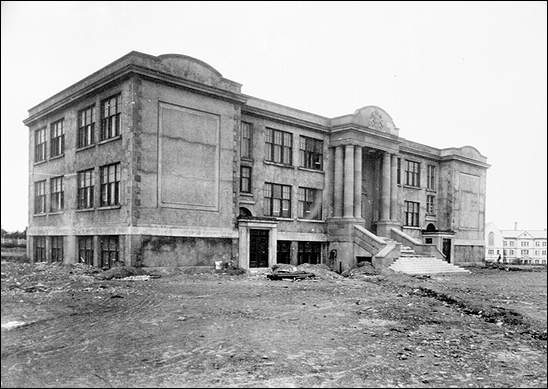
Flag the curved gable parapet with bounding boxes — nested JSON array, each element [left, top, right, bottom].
[[352, 106, 399, 136], [440, 145, 488, 167], [156, 54, 241, 93]]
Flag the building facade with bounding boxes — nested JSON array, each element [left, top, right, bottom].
[[24, 51, 489, 271], [485, 223, 547, 264]]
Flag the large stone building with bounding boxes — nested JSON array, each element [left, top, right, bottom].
[[24, 51, 489, 271], [485, 222, 547, 264]]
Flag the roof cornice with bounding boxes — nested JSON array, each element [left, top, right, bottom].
[[242, 105, 328, 133]]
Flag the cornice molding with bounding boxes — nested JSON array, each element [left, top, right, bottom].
[[242, 105, 328, 133]]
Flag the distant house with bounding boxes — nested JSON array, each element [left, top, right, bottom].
[[485, 223, 547, 264]]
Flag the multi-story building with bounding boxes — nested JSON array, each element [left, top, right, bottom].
[[24, 51, 489, 271], [485, 223, 547, 264]]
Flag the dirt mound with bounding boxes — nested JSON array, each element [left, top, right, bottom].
[[343, 263, 381, 277], [95, 266, 143, 280], [295, 263, 343, 280]]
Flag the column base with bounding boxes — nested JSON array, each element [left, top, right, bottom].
[[375, 220, 401, 238]]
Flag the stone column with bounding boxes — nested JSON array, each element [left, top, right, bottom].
[[343, 145, 354, 218], [390, 154, 398, 221], [333, 146, 344, 217], [380, 152, 391, 221], [353, 146, 362, 218], [93, 235, 100, 267]]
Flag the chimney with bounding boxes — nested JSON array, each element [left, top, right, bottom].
[[514, 222, 518, 230]]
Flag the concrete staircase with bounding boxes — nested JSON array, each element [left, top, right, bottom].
[[389, 245, 470, 275]]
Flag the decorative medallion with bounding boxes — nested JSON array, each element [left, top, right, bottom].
[[368, 110, 385, 131]]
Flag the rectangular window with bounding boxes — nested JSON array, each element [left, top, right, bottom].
[[521, 241, 529, 247], [510, 250, 514, 255], [488, 249, 494, 255], [404, 201, 420, 227], [34, 236, 46, 262], [51, 236, 63, 262], [34, 180, 46, 214], [397, 158, 401, 185], [535, 241, 541, 246], [50, 119, 65, 157], [299, 136, 323, 170], [503, 241, 507, 246], [427, 165, 436, 190], [543, 241, 547, 246], [78, 236, 94, 265], [405, 160, 420, 187], [426, 195, 435, 215], [77, 169, 95, 209], [241, 122, 252, 159], [100, 235, 119, 268], [543, 250, 546, 255], [297, 241, 321, 265], [100, 94, 121, 141], [503, 249, 507, 255], [100, 163, 121, 206], [510, 241, 515, 246], [521, 249, 528, 255], [35, 127, 47, 162], [78, 105, 95, 148], [265, 128, 292, 165], [50, 176, 64, 212], [276, 240, 292, 264], [240, 166, 251, 193], [298, 187, 322, 220], [263, 182, 291, 218]]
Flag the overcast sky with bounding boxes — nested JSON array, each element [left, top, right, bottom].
[[1, 1, 546, 232]]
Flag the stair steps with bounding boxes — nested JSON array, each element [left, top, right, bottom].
[[390, 246, 470, 275]]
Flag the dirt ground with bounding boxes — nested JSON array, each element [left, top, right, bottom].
[[1, 261, 546, 388]]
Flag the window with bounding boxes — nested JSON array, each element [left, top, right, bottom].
[[78, 105, 95, 148], [298, 187, 322, 220], [496, 250, 500, 254], [51, 236, 63, 262], [427, 165, 436, 190], [78, 236, 94, 265], [488, 232, 495, 246], [521, 241, 529, 247], [543, 241, 547, 247], [35, 127, 47, 162], [397, 158, 401, 185], [488, 249, 494, 255], [404, 201, 420, 227], [277, 240, 291, 264], [426, 195, 435, 215], [509, 241, 515, 247], [405, 160, 420, 187], [50, 119, 65, 157], [535, 241, 541, 246], [299, 136, 323, 170], [50, 176, 64, 212], [77, 169, 95, 209], [34, 180, 46, 214], [535, 250, 540, 256], [265, 128, 292, 165], [34, 236, 46, 262], [100, 236, 119, 268], [240, 166, 251, 193], [503, 241, 507, 246], [100, 163, 121, 206], [241, 122, 252, 159], [521, 250, 528, 255], [510, 250, 514, 255], [297, 242, 321, 265], [100, 94, 121, 140], [543, 250, 546, 255], [503, 249, 507, 255], [264, 183, 291, 218]]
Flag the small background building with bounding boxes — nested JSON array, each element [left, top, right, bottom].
[[485, 222, 547, 264]]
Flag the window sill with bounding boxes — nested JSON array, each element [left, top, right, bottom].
[[98, 205, 121, 210], [49, 154, 65, 161], [33, 213, 47, 217], [75, 208, 95, 213], [48, 211, 64, 215], [297, 218, 325, 223], [426, 189, 437, 193], [98, 135, 122, 146], [33, 160, 47, 167], [266, 217, 294, 221], [402, 226, 421, 230], [264, 161, 294, 169], [239, 192, 254, 197], [241, 157, 253, 163], [297, 167, 324, 174], [76, 144, 95, 152], [402, 185, 421, 190]]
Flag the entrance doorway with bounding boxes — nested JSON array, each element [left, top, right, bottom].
[[249, 229, 269, 267], [442, 238, 451, 263]]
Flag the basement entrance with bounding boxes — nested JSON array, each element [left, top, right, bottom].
[[249, 229, 269, 268], [442, 238, 451, 263]]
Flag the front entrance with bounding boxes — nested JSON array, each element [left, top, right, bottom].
[[249, 229, 269, 268], [442, 238, 451, 263]]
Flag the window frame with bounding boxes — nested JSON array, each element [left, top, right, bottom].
[[405, 160, 421, 187], [263, 182, 292, 218], [100, 94, 121, 141], [426, 194, 435, 215], [100, 235, 119, 269], [34, 180, 47, 214], [299, 136, 323, 170], [427, 165, 436, 191], [265, 128, 293, 165], [77, 169, 95, 209], [34, 236, 46, 262], [240, 166, 252, 193], [297, 187, 322, 220], [51, 236, 64, 262], [77, 105, 96, 148], [297, 241, 322, 265], [50, 176, 64, 212], [34, 127, 47, 162], [404, 200, 420, 227], [99, 163, 121, 207], [241, 121, 252, 160], [50, 119, 65, 157], [78, 236, 94, 265]]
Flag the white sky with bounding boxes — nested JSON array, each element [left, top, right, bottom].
[[1, 1, 546, 232]]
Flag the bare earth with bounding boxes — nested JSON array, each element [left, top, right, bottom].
[[1, 261, 546, 388]]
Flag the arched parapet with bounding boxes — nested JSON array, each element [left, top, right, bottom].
[[440, 145, 488, 165], [353, 106, 399, 137]]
